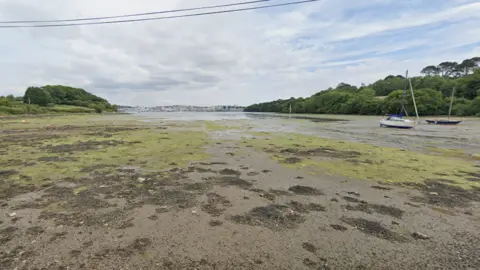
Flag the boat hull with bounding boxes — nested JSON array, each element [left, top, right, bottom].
[[426, 120, 461, 125], [380, 119, 414, 129]]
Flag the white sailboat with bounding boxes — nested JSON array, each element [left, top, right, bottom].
[[380, 70, 419, 129]]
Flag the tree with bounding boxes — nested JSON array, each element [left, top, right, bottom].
[[244, 56, 480, 116], [413, 88, 444, 115], [371, 76, 407, 96], [93, 105, 103, 113], [438, 62, 459, 77], [457, 59, 477, 75], [23, 87, 53, 107], [457, 69, 480, 99], [421, 65, 441, 76], [335, 83, 357, 93], [471, 97, 480, 115]]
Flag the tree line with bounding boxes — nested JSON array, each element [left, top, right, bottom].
[[1, 85, 117, 115], [244, 57, 480, 116]]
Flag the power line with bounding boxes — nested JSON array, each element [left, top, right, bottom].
[[0, 0, 319, 28], [0, 0, 272, 24]]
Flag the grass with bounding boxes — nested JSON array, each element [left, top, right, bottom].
[[426, 146, 480, 161], [0, 104, 99, 116], [204, 121, 242, 131], [242, 132, 479, 189], [50, 105, 95, 113], [1, 115, 211, 184]]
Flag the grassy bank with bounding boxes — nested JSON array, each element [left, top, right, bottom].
[[242, 132, 480, 189], [0, 115, 211, 184], [0, 103, 99, 116]]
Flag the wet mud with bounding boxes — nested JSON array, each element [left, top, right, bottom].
[[1, 115, 479, 269]]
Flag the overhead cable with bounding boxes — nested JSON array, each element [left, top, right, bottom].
[[0, 0, 272, 24], [0, 0, 319, 28]]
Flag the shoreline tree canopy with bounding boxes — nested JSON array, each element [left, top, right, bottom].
[[244, 57, 480, 116], [1, 85, 117, 115]]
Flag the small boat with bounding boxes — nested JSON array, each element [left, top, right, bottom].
[[425, 119, 462, 125], [426, 87, 462, 125], [380, 70, 419, 129], [380, 114, 414, 129]]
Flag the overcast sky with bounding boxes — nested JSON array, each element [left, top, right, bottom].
[[1, 0, 480, 106]]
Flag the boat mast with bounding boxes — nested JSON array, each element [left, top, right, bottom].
[[448, 87, 455, 120], [408, 76, 420, 123], [401, 70, 408, 116]]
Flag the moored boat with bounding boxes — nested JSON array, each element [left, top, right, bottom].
[[426, 87, 462, 125], [380, 114, 414, 129], [425, 119, 462, 125], [380, 70, 419, 129]]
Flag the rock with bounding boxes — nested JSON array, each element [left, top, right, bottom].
[[347, 191, 361, 197], [412, 232, 430, 240], [137, 177, 146, 183]]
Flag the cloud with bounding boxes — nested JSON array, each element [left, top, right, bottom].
[[0, 0, 479, 106]]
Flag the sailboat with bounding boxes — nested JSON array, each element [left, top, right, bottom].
[[426, 87, 462, 125], [380, 70, 420, 129]]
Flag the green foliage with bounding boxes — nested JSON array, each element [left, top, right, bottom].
[[24, 87, 53, 106], [1, 85, 114, 115], [50, 105, 95, 113], [93, 105, 104, 113], [245, 56, 480, 116], [40, 85, 109, 108], [372, 75, 406, 96]]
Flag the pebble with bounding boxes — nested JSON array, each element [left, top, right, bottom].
[[347, 191, 361, 197], [412, 232, 430, 240], [8, 212, 17, 217], [429, 192, 439, 196], [137, 177, 146, 183]]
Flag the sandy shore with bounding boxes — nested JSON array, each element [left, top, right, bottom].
[[1, 114, 479, 269]]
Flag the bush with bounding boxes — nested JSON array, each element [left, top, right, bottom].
[[50, 105, 94, 113], [93, 105, 103, 113], [0, 105, 24, 115], [24, 87, 53, 106]]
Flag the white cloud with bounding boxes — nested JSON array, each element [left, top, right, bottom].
[[0, 0, 479, 106]]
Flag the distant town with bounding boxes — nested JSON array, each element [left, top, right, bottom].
[[118, 105, 244, 113]]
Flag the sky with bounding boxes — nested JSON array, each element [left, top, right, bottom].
[[1, 0, 480, 106]]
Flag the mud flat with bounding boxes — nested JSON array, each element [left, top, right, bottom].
[[0, 114, 479, 269]]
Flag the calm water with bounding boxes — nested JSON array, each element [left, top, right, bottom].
[[133, 111, 346, 122], [134, 111, 250, 121]]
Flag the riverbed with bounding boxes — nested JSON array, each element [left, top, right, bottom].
[[0, 113, 479, 269]]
